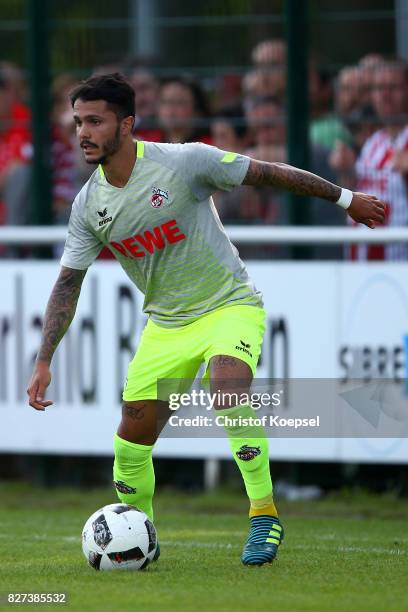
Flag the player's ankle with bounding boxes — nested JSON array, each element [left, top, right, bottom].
[[249, 494, 278, 518]]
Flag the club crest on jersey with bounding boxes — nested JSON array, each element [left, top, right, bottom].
[[151, 187, 169, 208]]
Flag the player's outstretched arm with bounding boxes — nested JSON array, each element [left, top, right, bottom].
[[243, 159, 386, 228], [27, 266, 87, 411]]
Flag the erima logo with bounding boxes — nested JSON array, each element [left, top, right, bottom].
[[97, 207, 112, 227], [235, 340, 253, 358]]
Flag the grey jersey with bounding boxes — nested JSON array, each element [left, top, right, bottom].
[[60, 141, 263, 327]]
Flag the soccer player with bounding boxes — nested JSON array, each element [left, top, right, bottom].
[[27, 73, 385, 566]]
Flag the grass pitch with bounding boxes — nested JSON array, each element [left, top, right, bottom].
[[0, 483, 407, 612]]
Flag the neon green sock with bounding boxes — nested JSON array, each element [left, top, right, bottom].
[[113, 434, 155, 521], [217, 404, 272, 501]]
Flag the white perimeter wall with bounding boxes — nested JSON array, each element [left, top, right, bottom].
[[1, 261, 408, 464]]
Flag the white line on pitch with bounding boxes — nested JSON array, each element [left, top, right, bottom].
[[0, 533, 405, 555]]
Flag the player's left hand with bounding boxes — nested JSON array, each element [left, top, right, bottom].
[[27, 361, 53, 411], [347, 192, 386, 229]]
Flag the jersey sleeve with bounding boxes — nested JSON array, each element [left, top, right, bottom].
[[179, 143, 251, 200], [60, 195, 103, 270]]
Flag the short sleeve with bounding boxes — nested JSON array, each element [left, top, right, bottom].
[[179, 143, 251, 200], [60, 196, 103, 270]]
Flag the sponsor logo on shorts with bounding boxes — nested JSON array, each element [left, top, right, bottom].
[[97, 207, 113, 226], [151, 187, 169, 208], [236, 445, 261, 461], [235, 339, 253, 358], [114, 480, 137, 494]]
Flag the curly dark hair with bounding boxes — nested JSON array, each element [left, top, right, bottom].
[[69, 72, 135, 120]]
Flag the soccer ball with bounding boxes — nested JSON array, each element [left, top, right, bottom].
[[82, 503, 157, 570]]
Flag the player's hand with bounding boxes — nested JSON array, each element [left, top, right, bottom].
[[347, 192, 386, 229], [27, 361, 53, 411]]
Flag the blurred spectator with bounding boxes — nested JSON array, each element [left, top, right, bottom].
[[0, 67, 31, 228], [242, 39, 287, 111], [242, 70, 261, 102], [158, 76, 212, 144], [245, 97, 290, 257], [211, 105, 248, 152], [242, 97, 291, 257], [244, 96, 343, 258], [51, 73, 87, 225], [359, 53, 385, 67], [211, 106, 259, 235], [251, 39, 286, 68], [309, 63, 352, 150], [331, 59, 408, 260], [358, 54, 385, 109], [345, 104, 378, 152], [216, 73, 242, 109], [245, 95, 339, 198], [3, 43, 400, 261], [330, 104, 378, 188], [0, 61, 28, 109], [128, 65, 161, 141], [335, 66, 365, 116], [245, 96, 286, 164]]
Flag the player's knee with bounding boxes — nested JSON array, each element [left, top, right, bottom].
[[118, 401, 158, 445], [212, 387, 252, 410]]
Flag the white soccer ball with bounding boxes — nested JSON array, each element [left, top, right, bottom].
[[81, 503, 157, 570]]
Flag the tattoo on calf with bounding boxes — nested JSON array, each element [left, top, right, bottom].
[[124, 405, 145, 420]]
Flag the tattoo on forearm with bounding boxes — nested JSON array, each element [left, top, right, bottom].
[[243, 159, 342, 202], [37, 267, 86, 364], [124, 405, 146, 420]]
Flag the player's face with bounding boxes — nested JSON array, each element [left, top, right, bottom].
[[73, 99, 123, 164]]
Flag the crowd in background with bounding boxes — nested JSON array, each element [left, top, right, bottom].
[[1, 39, 408, 260]]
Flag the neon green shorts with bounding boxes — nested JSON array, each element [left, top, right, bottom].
[[123, 304, 266, 401]]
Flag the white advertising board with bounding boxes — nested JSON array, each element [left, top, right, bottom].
[[1, 261, 407, 463]]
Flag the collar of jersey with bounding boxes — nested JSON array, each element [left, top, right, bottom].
[[98, 140, 144, 187]]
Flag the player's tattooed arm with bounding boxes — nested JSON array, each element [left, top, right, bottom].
[[36, 266, 87, 364], [243, 159, 386, 227], [243, 159, 342, 201]]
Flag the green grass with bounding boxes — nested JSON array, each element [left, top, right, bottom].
[[0, 483, 408, 612]]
